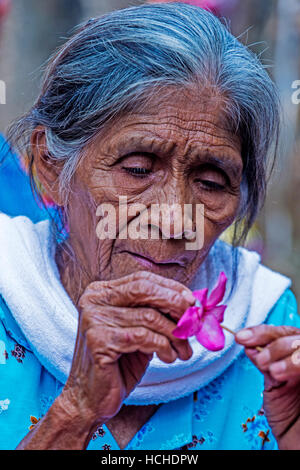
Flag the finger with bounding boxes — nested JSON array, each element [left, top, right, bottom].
[[244, 347, 283, 390], [269, 354, 300, 382], [90, 270, 195, 303], [85, 305, 193, 361], [235, 324, 300, 348], [255, 335, 300, 371], [82, 278, 195, 320], [245, 346, 300, 387], [119, 352, 153, 394], [114, 306, 193, 360], [69, 328, 92, 380], [91, 326, 180, 365]]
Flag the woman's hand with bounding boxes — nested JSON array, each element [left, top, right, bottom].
[[59, 270, 195, 439], [236, 325, 300, 450], [17, 270, 194, 450]]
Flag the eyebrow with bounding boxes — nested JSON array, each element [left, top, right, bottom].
[[114, 134, 177, 157]]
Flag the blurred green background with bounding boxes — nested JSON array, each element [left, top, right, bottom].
[[0, 0, 299, 300]]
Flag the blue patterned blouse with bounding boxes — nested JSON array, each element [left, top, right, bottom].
[[0, 289, 299, 450]]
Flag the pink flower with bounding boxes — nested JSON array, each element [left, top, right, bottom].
[[172, 272, 228, 351]]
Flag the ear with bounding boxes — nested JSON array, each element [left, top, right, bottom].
[[31, 126, 64, 206]]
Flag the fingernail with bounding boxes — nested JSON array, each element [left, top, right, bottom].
[[236, 329, 253, 341], [182, 290, 195, 304], [185, 343, 193, 359], [270, 361, 286, 375], [256, 349, 270, 366]]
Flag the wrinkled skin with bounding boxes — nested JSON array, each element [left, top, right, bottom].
[[19, 85, 245, 449], [236, 325, 300, 450]]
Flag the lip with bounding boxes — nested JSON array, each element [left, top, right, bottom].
[[118, 250, 185, 269]]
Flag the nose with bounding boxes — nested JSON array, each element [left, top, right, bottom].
[[146, 177, 195, 240]]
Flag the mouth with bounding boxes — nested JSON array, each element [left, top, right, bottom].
[[117, 250, 185, 270]]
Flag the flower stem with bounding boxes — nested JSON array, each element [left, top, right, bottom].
[[220, 324, 236, 336], [221, 324, 263, 352]]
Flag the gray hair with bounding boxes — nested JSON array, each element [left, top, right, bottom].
[[7, 2, 280, 244]]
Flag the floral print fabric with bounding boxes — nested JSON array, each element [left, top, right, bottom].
[[0, 289, 299, 450]]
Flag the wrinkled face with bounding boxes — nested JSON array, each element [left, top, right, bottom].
[[66, 86, 243, 288]]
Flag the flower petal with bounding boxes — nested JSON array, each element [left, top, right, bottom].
[[172, 306, 202, 339], [206, 304, 227, 323], [196, 313, 225, 351], [192, 288, 208, 306], [206, 271, 227, 308]]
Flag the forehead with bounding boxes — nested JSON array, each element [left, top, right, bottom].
[[89, 85, 241, 160]]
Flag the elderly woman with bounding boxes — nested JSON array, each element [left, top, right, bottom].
[[0, 3, 300, 451]]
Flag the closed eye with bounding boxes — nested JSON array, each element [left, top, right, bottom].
[[120, 152, 155, 178], [195, 179, 226, 191], [122, 167, 151, 177], [193, 165, 228, 191]]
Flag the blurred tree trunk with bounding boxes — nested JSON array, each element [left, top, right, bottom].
[[263, 0, 300, 298], [0, 0, 144, 132], [0, 0, 83, 130]]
